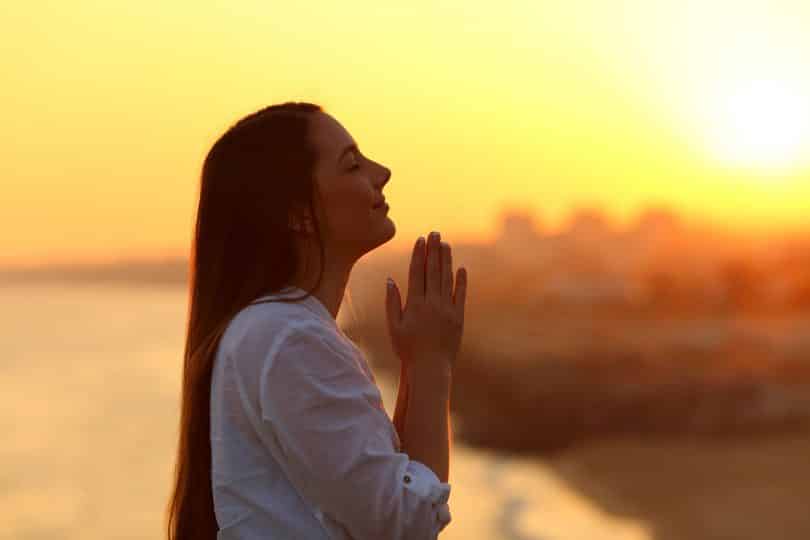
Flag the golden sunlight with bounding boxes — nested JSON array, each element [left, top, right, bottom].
[[705, 78, 810, 170]]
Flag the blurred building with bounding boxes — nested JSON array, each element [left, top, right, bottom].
[[492, 207, 548, 267]]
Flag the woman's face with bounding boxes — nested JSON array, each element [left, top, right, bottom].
[[301, 111, 395, 261]]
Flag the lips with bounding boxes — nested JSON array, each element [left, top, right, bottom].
[[372, 199, 387, 209]]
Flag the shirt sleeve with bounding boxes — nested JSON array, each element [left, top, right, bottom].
[[258, 322, 452, 540]]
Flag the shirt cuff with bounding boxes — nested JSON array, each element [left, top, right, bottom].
[[402, 459, 451, 505], [402, 459, 452, 535]]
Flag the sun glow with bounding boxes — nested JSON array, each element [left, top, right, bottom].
[[705, 78, 810, 170], [4, 1, 810, 266]]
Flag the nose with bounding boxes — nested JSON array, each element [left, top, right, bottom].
[[376, 165, 391, 189]]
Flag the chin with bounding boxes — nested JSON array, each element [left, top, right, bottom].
[[361, 216, 396, 256], [377, 216, 396, 244]]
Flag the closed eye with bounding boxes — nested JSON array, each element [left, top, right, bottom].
[[348, 152, 362, 170]]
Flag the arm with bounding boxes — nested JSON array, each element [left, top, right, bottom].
[[392, 361, 410, 449], [260, 324, 452, 540], [403, 363, 452, 483]]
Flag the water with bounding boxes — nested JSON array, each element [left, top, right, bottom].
[[5, 282, 802, 539]]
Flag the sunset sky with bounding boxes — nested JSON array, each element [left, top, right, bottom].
[[3, 1, 809, 268]]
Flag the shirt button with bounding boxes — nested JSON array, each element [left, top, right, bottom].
[[403, 475, 411, 484]]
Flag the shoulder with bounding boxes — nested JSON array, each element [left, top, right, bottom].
[[273, 321, 360, 375], [218, 299, 313, 360], [220, 299, 357, 369]]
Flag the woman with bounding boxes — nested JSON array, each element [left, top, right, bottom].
[[166, 101, 468, 539]]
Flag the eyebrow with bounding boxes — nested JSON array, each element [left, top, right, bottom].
[[338, 143, 358, 163]]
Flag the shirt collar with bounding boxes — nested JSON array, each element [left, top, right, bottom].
[[253, 286, 336, 328]]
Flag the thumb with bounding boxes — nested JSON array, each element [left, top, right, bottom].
[[385, 277, 402, 338]]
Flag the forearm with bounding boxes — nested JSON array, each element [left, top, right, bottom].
[[392, 363, 410, 449], [402, 364, 452, 483]]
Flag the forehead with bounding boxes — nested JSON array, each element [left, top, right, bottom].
[[308, 112, 356, 161]]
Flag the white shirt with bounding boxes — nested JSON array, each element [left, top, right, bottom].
[[210, 285, 453, 539]]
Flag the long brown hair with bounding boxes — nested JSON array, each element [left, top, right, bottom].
[[165, 101, 328, 540]]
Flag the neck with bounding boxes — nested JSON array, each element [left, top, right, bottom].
[[288, 244, 354, 320]]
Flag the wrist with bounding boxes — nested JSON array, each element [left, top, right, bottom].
[[409, 361, 452, 386]]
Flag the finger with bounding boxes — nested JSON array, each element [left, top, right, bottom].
[[385, 276, 402, 336], [407, 236, 426, 302], [425, 231, 442, 299], [441, 242, 453, 301], [453, 267, 467, 321]]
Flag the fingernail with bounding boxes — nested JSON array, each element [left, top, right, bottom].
[[430, 231, 439, 239], [387, 277, 394, 289], [417, 236, 425, 247]]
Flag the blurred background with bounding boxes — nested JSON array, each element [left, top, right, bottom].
[[3, 1, 809, 539]]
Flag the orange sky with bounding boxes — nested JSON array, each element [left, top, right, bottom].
[[3, 1, 809, 268]]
